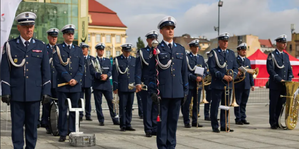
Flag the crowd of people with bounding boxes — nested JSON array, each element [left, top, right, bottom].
[[0, 11, 293, 149]]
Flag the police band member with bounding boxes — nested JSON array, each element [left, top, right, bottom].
[[112, 43, 138, 131], [154, 16, 189, 149], [135, 30, 158, 137], [208, 32, 238, 133], [183, 39, 205, 128], [91, 43, 120, 126], [40, 28, 59, 134], [234, 43, 254, 125], [1, 12, 51, 149], [79, 42, 94, 121], [266, 34, 293, 129], [53, 24, 84, 142]]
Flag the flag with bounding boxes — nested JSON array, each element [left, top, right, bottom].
[[0, 0, 22, 95]]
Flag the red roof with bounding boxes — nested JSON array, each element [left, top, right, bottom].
[[259, 39, 273, 48], [88, 0, 127, 28], [248, 49, 268, 60]]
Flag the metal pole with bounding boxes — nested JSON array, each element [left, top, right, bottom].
[[218, 1, 220, 36]]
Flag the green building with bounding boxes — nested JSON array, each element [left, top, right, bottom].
[[10, 0, 88, 45]]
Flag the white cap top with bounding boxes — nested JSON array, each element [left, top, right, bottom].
[[157, 16, 176, 29], [15, 12, 37, 25]]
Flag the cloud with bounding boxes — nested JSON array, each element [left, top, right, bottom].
[[97, 0, 299, 46]]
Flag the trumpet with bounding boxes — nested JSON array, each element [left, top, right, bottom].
[[128, 82, 148, 91], [234, 67, 259, 84]]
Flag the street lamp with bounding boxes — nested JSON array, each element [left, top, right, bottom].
[[217, 0, 223, 36]]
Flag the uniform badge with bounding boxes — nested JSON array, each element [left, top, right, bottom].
[[14, 58, 18, 63]]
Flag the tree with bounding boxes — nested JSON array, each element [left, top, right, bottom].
[[136, 37, 145, 50]]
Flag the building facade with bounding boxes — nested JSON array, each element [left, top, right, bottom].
[[88, 0, 127, 58], [287, 33, 299, 59]]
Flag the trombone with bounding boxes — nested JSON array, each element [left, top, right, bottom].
[[222, 69, 238, 132]]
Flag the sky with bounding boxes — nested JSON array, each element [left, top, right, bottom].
[[97, 0, 299, 47]]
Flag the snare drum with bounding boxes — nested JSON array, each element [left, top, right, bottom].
[[49, 101, 59, 136]]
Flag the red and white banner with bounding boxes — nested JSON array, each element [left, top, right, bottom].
[[1, 0, 22, 95]]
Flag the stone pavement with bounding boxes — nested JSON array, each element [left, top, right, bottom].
[[1, 102, 299, 149]]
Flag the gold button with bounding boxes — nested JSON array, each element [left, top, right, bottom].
[[70, 73, 72, 75], [37, 55, 39, 57], [26, 69, 28, 71], [173, 74, 175, 77], [26, 55, 28, 57], [26, 76, 28, 78], [26, 62, 29, 64]]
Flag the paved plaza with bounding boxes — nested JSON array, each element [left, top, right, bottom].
[[1, 89, 299, 149]]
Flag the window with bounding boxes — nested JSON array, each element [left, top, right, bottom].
[[106, 51, 111, 58], [88, 34, 90, 42], [106, 35, 111, 43], [96, 34, 101, 42], [116, 51, 120, 56], [116, 35, 121, 43]]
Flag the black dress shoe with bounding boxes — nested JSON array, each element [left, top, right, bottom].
[[113, 121, 120, 125], [37, 123, 41, 128], [151, 132, 157, 136], [235, 121, 243, 125], [79, 117, 83, 121], [271, 125, 278, 129], [139, 116, 143, 119], [221, 127, 234, 132], [86, 118, 93, 121], [58, 136, 66, 142], [99, 122, 105, 126], [241, 120, 250, 125], [213, 129, 220, 133], [126, 127, 136, 131], [205, 117, 211, 121], [145, 132, 152, 137], [120, 127, 126, 131], [184, 123, 191, 128], [192, 123, 203, 127]]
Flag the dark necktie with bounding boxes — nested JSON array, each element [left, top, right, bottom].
[[168, 43, 172, 49], [67, 45, 70, 49], [99, 58, 102, 63], [281, 53, 284, 63], [52, 45, 56, 53], [25, 41, 29, 50]]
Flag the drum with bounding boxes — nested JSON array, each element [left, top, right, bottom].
[[49, 101, 59, 136]]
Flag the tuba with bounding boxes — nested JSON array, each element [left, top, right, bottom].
[[279, 81, 299, 129], [234, 67, 259, 84]]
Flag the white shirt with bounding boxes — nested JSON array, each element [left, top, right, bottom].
[[20, 36, 32, 47], [276, 49, 283, 54], [64, 42, 72, 49], [97, 56, 104, 59], [49, 44, 55, 49], [239, 55, 245, 61], [191, 52, 198, 57], [163, 40, 173, 48]]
